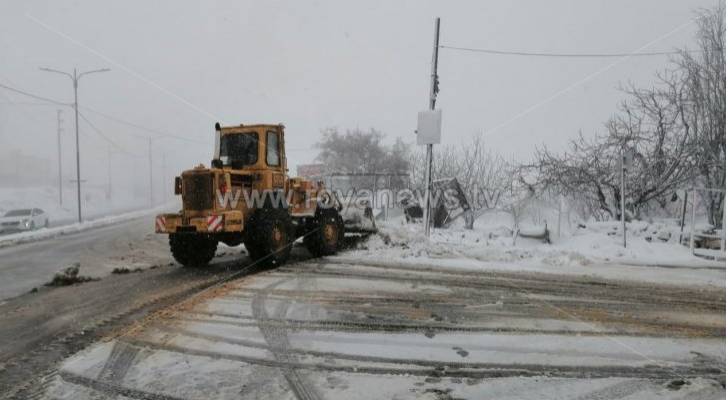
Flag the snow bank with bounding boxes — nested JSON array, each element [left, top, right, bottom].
[[360, 218, 723, 268], [336, 216, 724, 287], [0, 204, 174, 249], [0, 185, 149, 224]]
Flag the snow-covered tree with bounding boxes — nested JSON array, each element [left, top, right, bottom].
[[531, 5, 725, 226], [315, 127, 410, 190], [674, 5, 725, 226]]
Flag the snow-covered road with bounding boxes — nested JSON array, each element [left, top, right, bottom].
[[42, 258, 725, 400], [0, 216, 169, 300]]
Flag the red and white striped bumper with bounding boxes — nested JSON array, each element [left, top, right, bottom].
[[155, 216, 167, 233], [155, 212, 239, 234], [206, 215, 224, 232]]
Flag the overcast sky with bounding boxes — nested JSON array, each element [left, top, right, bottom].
[[0, 0, 719, 187]]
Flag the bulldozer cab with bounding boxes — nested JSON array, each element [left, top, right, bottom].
[[212, 123, 287, 190], [213, 123, 286, 174]]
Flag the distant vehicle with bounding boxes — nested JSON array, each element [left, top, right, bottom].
[[0, 208, 49, 233]]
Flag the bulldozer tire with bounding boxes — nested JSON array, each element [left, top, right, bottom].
[[304, 208, 344, 257], [169, 234, 217, 268], [244, 208, 292, 267]]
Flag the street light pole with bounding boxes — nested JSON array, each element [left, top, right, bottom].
[[161, 152, 166, 203], [72, 68, 82, 223], [40, 67, 110, 223], [148, 136, 153, 208], [620, 153, 626, 248], [56, 109, 63, 206], [107, 146, 113, 200]]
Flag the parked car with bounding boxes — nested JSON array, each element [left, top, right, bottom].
[[0, 208, 49, 233]]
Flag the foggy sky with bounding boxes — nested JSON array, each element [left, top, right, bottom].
[[0, 0, 718, 191]]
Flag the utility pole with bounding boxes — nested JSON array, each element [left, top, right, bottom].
[[689, 189, 696, 253], [678, 189, 688, 243], [40, 66, 110, 223], [557, 195, 562, 239], [424, 17, 440, 237], [56, 109, 63, 207], [620, 152, 626, 248], [148, 136, 153, 208], [107, 146, 112, 200], [72, 69, 81, 223], [161, 153, 166, 203]]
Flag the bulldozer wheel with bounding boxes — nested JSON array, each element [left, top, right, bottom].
[[304, 208, 344, 257], [169, 234, 218, 268], [244, 208, 292, 267]]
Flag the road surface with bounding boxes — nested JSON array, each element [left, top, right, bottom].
[[36, 258, 726, 399], [0, 219, 723, 399], [0, 227, 309, 399], [0, 216, 168, 301]]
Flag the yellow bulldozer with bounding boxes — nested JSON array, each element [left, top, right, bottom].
[[155, 123, 346, 267]]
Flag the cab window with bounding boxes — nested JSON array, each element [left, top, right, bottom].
[[219, 133, 258, 167], [266, 131, 281, 166]]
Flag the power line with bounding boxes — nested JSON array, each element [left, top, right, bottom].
[[0, 82, 69, 106], [80, 106, 208, 144], [80, 106, 168, 137], [27, 14, 222, 122], [0, 81, 207, 144], [0, 91, 49, 124], [439, 45, 696, 58], [77, 111, 139, 156], [0, 101, 59, 106]]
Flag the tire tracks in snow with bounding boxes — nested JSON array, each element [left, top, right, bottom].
[[295, 260, 724, 311], [5, 260, 261, 400], [132, 324, 726, 381], [102, 336, 727, 381], [96, 341, 142, 384], [250, 276, 321, 400]]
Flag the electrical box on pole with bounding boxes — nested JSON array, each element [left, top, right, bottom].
[[417, 110, 442, 145]]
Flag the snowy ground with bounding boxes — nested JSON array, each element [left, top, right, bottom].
[[339, 214, 726, 288], [41, 255, 725, 399]]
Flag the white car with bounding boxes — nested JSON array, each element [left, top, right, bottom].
[[0, 208, 49, 233]]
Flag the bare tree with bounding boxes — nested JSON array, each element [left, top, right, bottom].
[[316, 127, 410, 190], [531, 5, 725, 225], [531, 133, 618, 220], [674, 5, 725, 226], [534, 105, 694, 221]]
